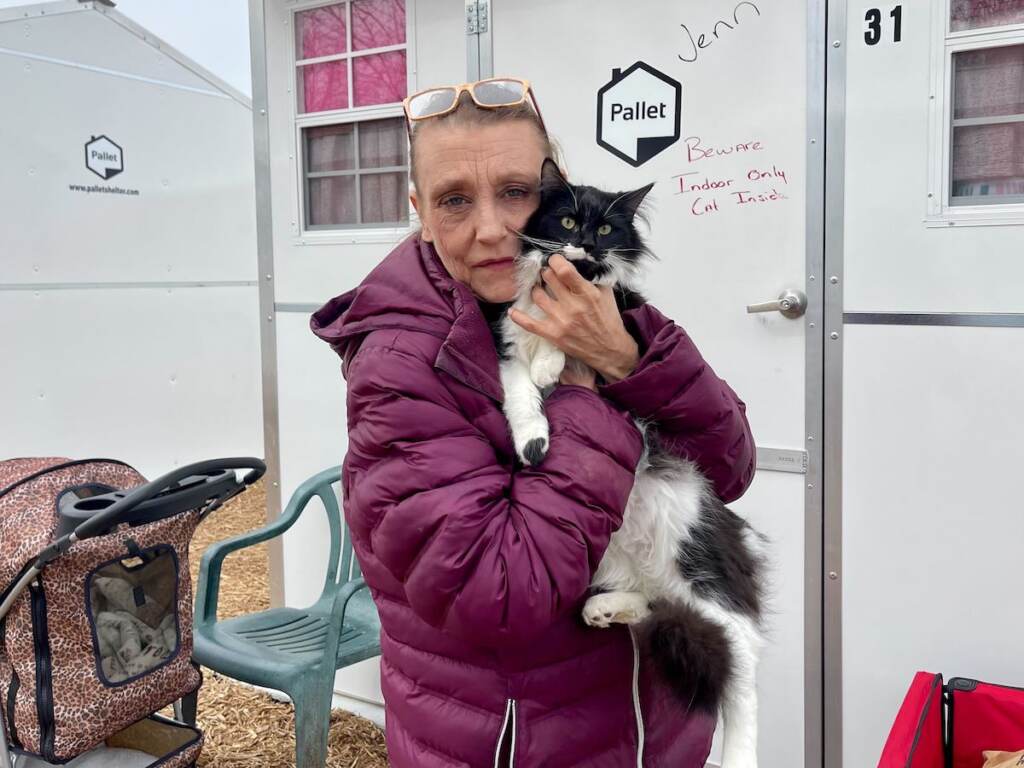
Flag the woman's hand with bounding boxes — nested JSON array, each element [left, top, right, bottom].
[[508, 253, 640, 383]]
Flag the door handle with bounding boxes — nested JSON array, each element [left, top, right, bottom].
[[746, 289, 807, 319]]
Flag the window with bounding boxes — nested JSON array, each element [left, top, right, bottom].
[[928, 0, 1024, 222], [951, 43, 1024, 204], [293, 0, 410, 231]]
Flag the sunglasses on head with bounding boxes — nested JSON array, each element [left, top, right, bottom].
[[402, 77, 546, 138]]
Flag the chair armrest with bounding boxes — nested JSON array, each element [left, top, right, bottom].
[[330, 578, 370, 627], [195, 466, 342, 625]]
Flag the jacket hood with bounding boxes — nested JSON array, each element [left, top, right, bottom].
[[310, 234, 505, 402]]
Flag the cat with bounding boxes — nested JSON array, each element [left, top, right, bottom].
[[488, 158, 768, 768]]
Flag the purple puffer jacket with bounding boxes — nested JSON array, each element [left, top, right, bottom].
[[311, 235, 755, 768]]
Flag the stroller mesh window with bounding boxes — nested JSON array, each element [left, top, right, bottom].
[[86, 545, 180, 685]]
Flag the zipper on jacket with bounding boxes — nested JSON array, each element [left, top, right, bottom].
[[493, 698, 516, 768], [629, 627, 645, 768], [1, 614, 20, 750], [29, 580, 56, 760]]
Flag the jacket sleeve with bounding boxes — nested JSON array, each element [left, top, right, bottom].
[[344, 342, 644, 649], [596, 303, 756, 503]]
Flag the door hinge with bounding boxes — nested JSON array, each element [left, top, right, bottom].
[[466, 0, 489, 35]]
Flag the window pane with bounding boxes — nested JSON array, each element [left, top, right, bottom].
[[951, 123, 1024, 202], [358, 118, 407, 168], [352, 51, 407, 107], [951, 0, 1024, 31], [295, 3, 347, 59], [360, 172, 409, 223], [352, 0, 406, 51], [298, 60, 349, 113], [953, 45, 1024, 119], [308, 176, 357, 225], [305, 124, 355, 172]]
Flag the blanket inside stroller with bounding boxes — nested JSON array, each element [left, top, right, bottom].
[[90, 575, 177, 683]]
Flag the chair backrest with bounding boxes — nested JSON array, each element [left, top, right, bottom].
[[299, 467, 361, 598]]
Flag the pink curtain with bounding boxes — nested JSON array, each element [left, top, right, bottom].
[[353, 51, 407, 107], [300, 60, 349, 113], [296, 3, 346, 59], [352, 0, 406, 50]]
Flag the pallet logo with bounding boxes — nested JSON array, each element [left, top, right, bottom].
[[85, 135, 124, 180], [597, 62, 682, 167]]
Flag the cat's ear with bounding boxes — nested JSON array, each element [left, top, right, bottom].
[[615, 182, 655, 221], [539, 157, 569, 192]]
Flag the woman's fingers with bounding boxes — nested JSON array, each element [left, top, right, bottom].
[[530, 283, 561, 318], [508, 307, 548, 338], [545, 253, 596, 299]]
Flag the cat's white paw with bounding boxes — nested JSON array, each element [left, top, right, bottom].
[[530, 348, 565, 388], [512, 415, 550, 466], [582, 592, 651, 628]]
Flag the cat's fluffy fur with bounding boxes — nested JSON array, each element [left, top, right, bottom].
[[490, 159, 769, 768]]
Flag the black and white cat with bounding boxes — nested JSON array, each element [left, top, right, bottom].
[[489, 159, 768, 768]]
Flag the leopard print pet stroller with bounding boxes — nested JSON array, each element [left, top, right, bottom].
[[0, 457, 264, 768]]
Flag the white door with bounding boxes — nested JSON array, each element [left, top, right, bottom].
[[833, 1, 1024, 765], [491, 2, 816, 766]]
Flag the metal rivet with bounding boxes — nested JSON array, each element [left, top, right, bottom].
[[927, 193, 933, 198], [272, 481, 279, 487], [949, 221, 956, 226], [830, 276, 838, 284], [807, 436, 815, 442], [809, 275, 816, 281], [260, 108, 267, 115], [832, 40, 841, 48], [930, 95, 935, 100], [807, 483, 814, 489], [829, 571, 838, 580], [810, 138, 816, 144], [265, 274, 272, 280], [830, 331, 839, 340], [809, 322, 816, 328], [267, 315, 273, 321]]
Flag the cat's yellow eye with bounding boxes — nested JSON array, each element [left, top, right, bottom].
[[561, 216, 576, 230], [597, 224, 612, 236]]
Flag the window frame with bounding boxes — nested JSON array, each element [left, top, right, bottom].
[[927, 1, 1024, 227], [289, 0, 418, 244]]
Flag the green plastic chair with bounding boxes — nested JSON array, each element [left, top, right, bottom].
[[186, 466, 381, 768]]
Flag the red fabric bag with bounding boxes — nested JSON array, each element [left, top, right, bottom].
[[878, 673, 1024, 768]]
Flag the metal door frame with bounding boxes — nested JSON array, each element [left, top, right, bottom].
[[823, 1, 846, 766]]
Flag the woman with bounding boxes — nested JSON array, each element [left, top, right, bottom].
[[311, 79, 755, 768]]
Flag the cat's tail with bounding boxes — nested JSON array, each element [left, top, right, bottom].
[[640, 599, 732, 714]]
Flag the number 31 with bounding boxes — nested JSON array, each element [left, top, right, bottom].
[[865, 5, 903, 45]]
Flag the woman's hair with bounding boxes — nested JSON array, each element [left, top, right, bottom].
[[408, 90, 563, 193]]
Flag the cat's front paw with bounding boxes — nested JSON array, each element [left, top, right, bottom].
[[582, 592, 652, 628], [530, 348, 565, 388], [513, 417, 550, 466]]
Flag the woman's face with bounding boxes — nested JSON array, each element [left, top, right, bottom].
[[410, 120, 546, 302]]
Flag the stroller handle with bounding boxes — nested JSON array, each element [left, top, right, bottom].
[[28, 458, 266, 570], [71, 457, 266, 543]]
